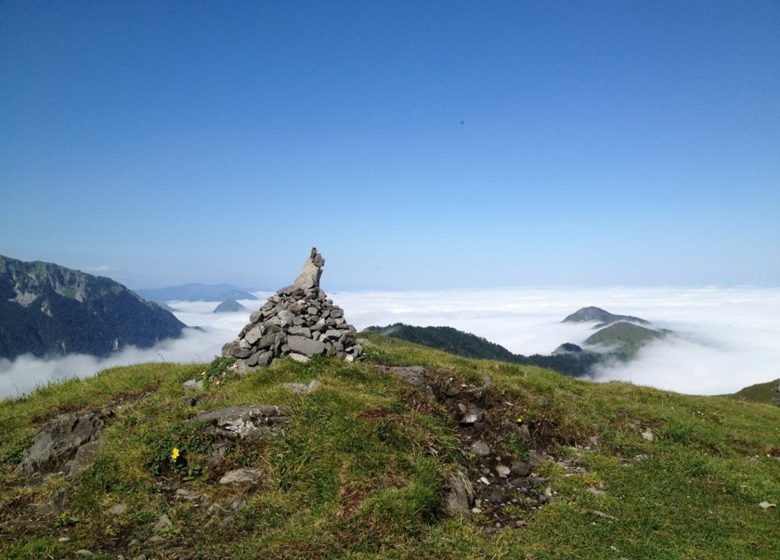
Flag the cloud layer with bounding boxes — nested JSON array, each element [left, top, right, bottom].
[[2, 287, 779, 399]]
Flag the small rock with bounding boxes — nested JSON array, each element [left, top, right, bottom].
[[183, 379, 204, 392], [108, 503, 127, 515], [479, 476, 491, 485], [58, 537, 70, 543], [510, 460, 531, 477], [288, 353, 310, 364], [587, 487, 606, 496], [74, 550, 93, 557], [146, 535, 166, 545], [759, 501, 776, 509], [471, 507, 483, 514], [470, 440, 492, 457], [153, 513, 172, 532], [219, 467, 263, 485], [176, 489, 202, 502], [443, 471, 474, 515], [285, 379, 322, 394], [496, 465, 510, 478], [544, 487, 553, 498], [641, 428, 655, 442]]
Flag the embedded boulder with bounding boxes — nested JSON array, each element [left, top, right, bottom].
[[221, 248, 363, 369], [16, 411, 107, 478], [191, 405, 289, 442]]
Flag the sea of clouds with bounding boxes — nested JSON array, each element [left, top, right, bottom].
[[2, 287, 779, 399]]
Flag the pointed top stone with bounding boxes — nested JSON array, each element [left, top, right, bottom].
[[293, 247, 325, 290]]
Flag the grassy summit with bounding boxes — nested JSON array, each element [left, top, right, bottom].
[[1, 335, 778, 559], [583, 321, 664, 359]]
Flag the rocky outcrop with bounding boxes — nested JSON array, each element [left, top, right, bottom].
[[191, 405, 289, 442], [221, 248, 363, 369], [16, 411, 106, 478]]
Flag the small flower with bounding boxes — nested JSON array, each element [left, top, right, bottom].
[[200, 371, 206, 377], [215, 380, 221, 386], [170, 447, 180, 463], [516, 417, 524, 424]]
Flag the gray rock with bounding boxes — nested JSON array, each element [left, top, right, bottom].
[[219, 467, 263, 485], [273, 310, 294, 328], [293, 247, 325, 290], [108, 503, 127, 516], [288, 326, 311, 338], [470, 440, 492, 457], [183, 379, 204, 392], [288, 353, 310, 364], [285, 379, 322, 394], [510, 460, 530, 476], [153, 513, 172, 532], [443, 471, 474, 516], [385, 366, 429, 389], [176, 489, 203, 502], [249, 310, 262, 323], [641, 428, 655, 441], [287, 335, 326, 356], [322, 329, 342, 341], [244, 325, 264, 345], [192, 405, 289, 441], [16, 411, 106, 477], [496, 465, 510, 478]]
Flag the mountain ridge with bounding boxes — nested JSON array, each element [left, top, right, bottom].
[[0, 255, 185, 359]]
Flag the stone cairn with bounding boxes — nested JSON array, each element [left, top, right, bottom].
[[221, 248, 363, 369]]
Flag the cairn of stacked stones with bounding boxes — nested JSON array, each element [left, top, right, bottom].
[[221, 248, 363, 369]]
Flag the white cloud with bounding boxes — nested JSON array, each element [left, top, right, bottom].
[[2, 288, 779, 399]]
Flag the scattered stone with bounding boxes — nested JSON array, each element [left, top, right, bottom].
[[147, 535, 166, 545], [16, 411, 106, 478], [496, 465, 510, 478], [641, 428, 655, 442], [176, 489, 202, 502], [470, 440, 492, 457], [460, 405, 484, 426], [74, 550, 93, 557], [759, 501, 776, 509], [381, 366, 430, 389], [183, 379, 204, 392], [589, 509, 618, 521], [443, 471, 475, 515], [58, 537, 70, 543], [587, 487, 606, 496], [221, 248, 363, 369], [108, 503, 127, 516], [192, 405, 289, 441], [510, 460, 531, 477], [479, 476, 491, 485], [284, 379, 322, 394], [153, 513, 172, 532], [288, 353, 310, 364], [219, 468, 263, 485]]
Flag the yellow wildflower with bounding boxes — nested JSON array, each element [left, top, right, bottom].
[[516, 417, 524, 424], [200, 371, 206, 377], [170, 447, 180, 462], [215, 380, 221, 386]]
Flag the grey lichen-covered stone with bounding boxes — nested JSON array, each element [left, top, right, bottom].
[[443, 471, 475, 516], [191, 405, 289, 442], [219, 468, 263, 485], [287, 335, 326, 357], [293, 247, 325, 290], [470, 440, 492, 457], [16, 411, 106, 478], [284, 379, 322, 394]]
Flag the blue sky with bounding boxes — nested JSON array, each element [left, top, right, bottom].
[[2, 1, 778, 290]]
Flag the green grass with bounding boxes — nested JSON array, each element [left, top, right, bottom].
[[1, 335, 778, 559], [732, 378, 780, 407]]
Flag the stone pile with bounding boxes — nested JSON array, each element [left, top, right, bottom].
[[221, 248, 363, 369]]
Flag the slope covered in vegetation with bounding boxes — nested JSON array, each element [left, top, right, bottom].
[[1, 335, 778, 559]]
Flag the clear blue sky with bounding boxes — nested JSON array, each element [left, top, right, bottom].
[[2, 1, 778, 290]]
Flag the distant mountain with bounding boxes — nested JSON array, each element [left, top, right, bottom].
[[213, 299, 247, 313], [363, 323, 599, 377], [563, 306, 650, 328], [137, 283, 257, 303], [0, 255, 185, 359], [582, 321, 664, 359], [731, 378, 780, 407]]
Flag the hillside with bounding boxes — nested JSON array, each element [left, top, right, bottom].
[[363, 323, 600, 377], [213, 299, 247, 313], [582, 321, 663, 359], [2, 335, 777, 559], [138, 284, 257, 303], [732, 378, 780, 407], [0, 255, 185, 359], [563, 306, 650, 328]]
